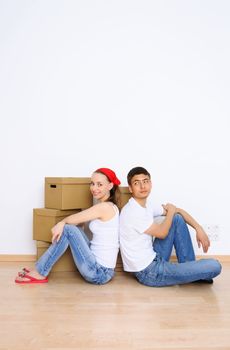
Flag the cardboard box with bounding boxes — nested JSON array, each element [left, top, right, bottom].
[[115, 252, 123, 272], [119, 186, 131, 208], [45, 177, 93, 210], [33, 208, 80, 243], [36, 241, 77, 272], [36, 241, 123, 273]]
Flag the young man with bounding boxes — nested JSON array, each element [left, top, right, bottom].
[[119, 166, 222, 287]]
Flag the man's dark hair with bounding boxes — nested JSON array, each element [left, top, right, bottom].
[[127, 166, 151, 185]]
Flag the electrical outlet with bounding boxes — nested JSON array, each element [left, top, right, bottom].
[[203, 224, 220, 241]]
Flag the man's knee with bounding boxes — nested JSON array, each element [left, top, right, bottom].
[[173, 213, 184, 224], [213, 260, 222, 276], [202, 259, 222, 277]]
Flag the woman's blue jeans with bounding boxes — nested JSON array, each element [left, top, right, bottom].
[[134, 214, 222, 287], [35, 224, 115, 285]]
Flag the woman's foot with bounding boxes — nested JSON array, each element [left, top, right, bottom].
[[15, 269, 48, 284], [18, 267, 30, 276]]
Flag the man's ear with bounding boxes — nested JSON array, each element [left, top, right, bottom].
[[128, 185, 132, 193]]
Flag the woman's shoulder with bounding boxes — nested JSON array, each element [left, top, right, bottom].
[[94, 201, 118, 213], [92, 202, 118, 221]]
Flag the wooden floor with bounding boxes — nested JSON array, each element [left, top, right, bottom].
[[0, 262, 230, 350]]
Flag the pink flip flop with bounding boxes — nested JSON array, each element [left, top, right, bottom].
[[18, 267, 30, 276], [15, 272, 48, 284]]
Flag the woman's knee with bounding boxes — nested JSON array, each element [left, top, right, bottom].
[[63, 224, 81, 238]]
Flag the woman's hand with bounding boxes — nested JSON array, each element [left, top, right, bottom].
[[196, 226, 210, 253], [51, 221, 65, 243]]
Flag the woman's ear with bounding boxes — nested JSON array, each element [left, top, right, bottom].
[[108, 182, 114, 191]]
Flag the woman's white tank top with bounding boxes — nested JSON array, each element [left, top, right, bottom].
[[89, 205, 119, 268]]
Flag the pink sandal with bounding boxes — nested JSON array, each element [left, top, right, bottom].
[[15, 271, 48, 284]]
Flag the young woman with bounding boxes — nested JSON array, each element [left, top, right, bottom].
[[15, 168, 121, 285]]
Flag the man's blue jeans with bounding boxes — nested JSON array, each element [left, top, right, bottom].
[[134, 214, 222, 287], [35, 224, 115, 285]]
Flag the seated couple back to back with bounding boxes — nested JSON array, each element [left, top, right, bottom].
[[15, 166, 222, 286]]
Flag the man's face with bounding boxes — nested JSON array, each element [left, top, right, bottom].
[[129, 174, 152, 200]]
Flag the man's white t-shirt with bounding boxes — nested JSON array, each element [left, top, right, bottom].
[[119, 197, 164, 272]]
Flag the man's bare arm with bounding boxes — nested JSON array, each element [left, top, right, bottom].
[[145, 204, 176, 238]]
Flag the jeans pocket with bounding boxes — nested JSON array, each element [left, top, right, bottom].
[[135, 260, 157, 283], [135, 258, 164, 286], [85, 264, 114, 285]]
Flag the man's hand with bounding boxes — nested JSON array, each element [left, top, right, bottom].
[[162, 203, 177, 216], [51, 221, 65, 243], [196, 226, 210, 253]]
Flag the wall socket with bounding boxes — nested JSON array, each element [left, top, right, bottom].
[[203, 224, 220, 241]]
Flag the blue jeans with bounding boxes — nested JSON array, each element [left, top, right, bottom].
[[134, 214, 222, 287], [35, 224, 115, 285]]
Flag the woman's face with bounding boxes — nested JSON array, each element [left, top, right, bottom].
[[90, 172, 113, 202]]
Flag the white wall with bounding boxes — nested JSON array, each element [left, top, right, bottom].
[[1, 0, 229, 255]]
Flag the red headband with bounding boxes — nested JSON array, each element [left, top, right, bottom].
[[96, 168, 121, 186]]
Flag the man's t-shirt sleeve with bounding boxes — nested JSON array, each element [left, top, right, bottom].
[[133, 215, 154, 234], [120, 207, 153, 236], [147, 197, 164, 217], [153, 204, 164, 217]]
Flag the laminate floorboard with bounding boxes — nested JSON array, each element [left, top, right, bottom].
[[0, 262, 229, 350]]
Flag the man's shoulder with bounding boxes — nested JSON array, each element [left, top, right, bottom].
[[120, 198, 143, 220]]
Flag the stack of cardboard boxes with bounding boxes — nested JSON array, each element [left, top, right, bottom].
[[33, 178, 131, 273]]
